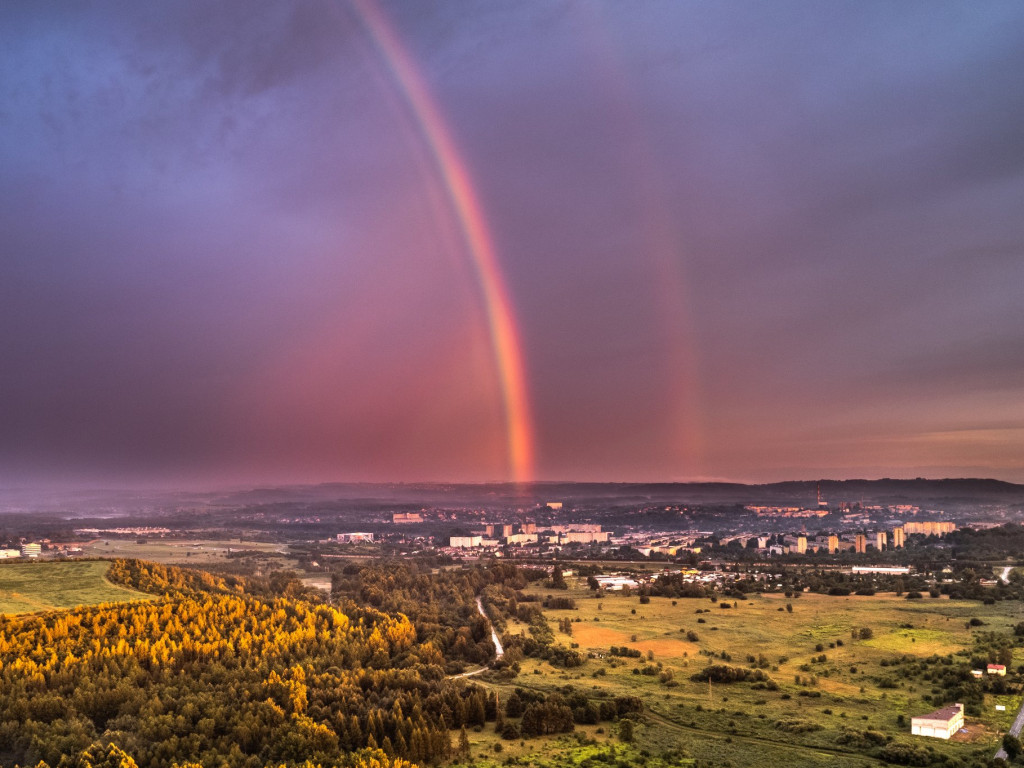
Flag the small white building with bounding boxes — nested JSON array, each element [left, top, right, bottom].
[[987, 664, 1007, 676], [594, 575, 639, 591], [911, 703, 963, 739], [336, 532, 374, 543], [851, 566, 911, 575]]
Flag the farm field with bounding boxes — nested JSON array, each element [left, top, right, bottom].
[[0, 560, 148, 614], [464, 580, 1024, 768]]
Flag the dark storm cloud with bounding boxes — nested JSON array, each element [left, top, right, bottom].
[[1, 1, 1022, 486]]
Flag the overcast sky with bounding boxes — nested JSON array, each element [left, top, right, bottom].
[[2, 1, 1023, 488]]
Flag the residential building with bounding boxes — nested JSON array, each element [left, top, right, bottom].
[[903, 521, 956, 536], [20, 543, 41, 558]]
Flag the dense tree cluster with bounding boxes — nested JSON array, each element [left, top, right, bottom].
[[689, 664, 773, 684], [106, 559, 247, 596], [0, 561, 496, 768], [502, 687, 641, 737], [330, 562, 543, 668]]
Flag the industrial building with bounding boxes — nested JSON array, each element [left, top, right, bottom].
[[910, 703, 963, 739]]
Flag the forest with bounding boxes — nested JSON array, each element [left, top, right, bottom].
[[0, 559, 633, 768]]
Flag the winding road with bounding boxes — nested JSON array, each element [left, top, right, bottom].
[[453, 597, 503, 678], [994, 565, 1019, 760]]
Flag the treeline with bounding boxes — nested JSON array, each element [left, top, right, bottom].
[[947, 524, 1024, 561], [106, 558, 247, 596], [107, 558, 316, 601]]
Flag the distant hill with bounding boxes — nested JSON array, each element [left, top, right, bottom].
[[2, 477, 1022, 517], [199, 477, 1024, 510]]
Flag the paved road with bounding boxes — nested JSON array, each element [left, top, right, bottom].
[[995, 698, 1024, 761], [453, 597, 503, 678]]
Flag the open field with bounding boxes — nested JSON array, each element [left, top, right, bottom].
[[467, 579, 1024, 767], [77, 538, 296, 568], [0, 560, 149, 614]]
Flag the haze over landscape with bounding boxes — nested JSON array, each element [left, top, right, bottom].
[[2, 1, 1023, 489]]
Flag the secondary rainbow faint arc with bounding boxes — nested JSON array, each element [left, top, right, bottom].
[[352, 0, 535, 483]]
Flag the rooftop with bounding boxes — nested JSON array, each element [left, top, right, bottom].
[[913, 703, 963, 722]]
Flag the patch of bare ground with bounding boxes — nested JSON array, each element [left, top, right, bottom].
[[951, 722, 994, 743]]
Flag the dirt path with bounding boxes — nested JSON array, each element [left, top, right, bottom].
[[452, 597, 502, 678]]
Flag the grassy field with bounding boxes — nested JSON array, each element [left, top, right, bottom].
[[0, 560, 149, 614], [462, 579, 1024, 768], [77, 538, 295, 567]]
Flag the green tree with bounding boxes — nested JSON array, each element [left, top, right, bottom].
[[1003, 733, 1022, 760], [551, 566, 568, 590], [618, 719, 635, 742]]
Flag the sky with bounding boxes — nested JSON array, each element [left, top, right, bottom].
[[1, 1, 1023, 489]]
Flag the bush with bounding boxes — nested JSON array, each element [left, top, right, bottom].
[[690, 665, 772, 684], [877, 742, 934, 766], [775, 719, 822, 734], [618, 719, 635, 742]]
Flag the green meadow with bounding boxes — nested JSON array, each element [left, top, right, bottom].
[[461, 580, 1024, 768], [0, 560, 148, 614]]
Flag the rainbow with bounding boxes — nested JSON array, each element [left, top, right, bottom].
[[351, 0, 535, 483]]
